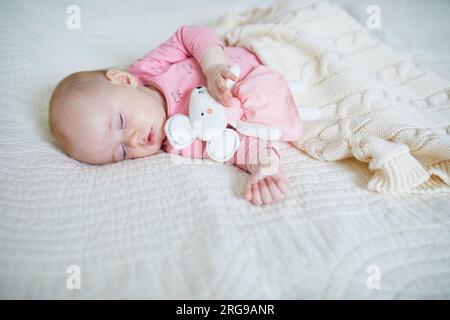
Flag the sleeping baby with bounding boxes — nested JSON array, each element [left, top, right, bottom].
[[48, 25, 302, 206]]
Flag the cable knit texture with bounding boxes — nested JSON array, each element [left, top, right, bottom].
[[212, 0, 450, 194]]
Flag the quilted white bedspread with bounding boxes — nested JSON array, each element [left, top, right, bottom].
[[0, 0, 449, 299]]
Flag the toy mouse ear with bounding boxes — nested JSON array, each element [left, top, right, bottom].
[[206, 129, 240, 162], [164, 114, 196, 150]]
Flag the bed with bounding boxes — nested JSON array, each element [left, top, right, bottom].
[[0, 0, 449, 299]]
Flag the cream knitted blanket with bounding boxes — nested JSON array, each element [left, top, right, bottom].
[[213, 0, 450, 194]]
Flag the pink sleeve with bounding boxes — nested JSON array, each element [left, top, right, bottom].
[[163, 133, 280, 174], [128, 25, 224, 78], [226, 135, 280, 173]]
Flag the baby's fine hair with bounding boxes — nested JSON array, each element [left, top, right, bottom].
[[48, 69, 107, 156]]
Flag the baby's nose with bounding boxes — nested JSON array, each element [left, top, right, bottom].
[[127, 131, 140, 147]]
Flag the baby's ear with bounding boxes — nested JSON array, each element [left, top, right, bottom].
[[106, 69, 137, 87]]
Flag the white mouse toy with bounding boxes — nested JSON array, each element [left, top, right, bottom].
[[164, 65, 243, 163], [164, 84, 241, 162], [164, 65, 321, 163]]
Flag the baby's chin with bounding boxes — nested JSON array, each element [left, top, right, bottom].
[[145, 145, 162, 158]]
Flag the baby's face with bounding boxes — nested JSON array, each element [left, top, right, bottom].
[[59, 80, 167, 164]]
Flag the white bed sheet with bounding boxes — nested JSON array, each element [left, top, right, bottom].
[[0, 0, 449, 299]]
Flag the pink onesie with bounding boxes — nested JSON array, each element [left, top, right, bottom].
[[128, 25, 301, 173]]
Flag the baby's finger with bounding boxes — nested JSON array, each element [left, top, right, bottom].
[[251, 183, 262, 206], [258, 180, 273, 205], [213, 84, 232, 106], [222, 69, 238, 81], [273, 176, 288, 194], [209, 85, 226, 104], [212, 91, 228, 106], [244, 183, 253, 201], [215, 77, 230, 95], [208, 87, 220, 103], [266, 177, 284, 201], [223, 98, 233, 107]]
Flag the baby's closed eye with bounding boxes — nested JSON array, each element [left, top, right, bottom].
[[116, 113, 127, 160], [119, 113, 126, 129]]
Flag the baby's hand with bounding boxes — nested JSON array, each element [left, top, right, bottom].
[[205, 63, 237, 107], [244, 166, 289, 206]]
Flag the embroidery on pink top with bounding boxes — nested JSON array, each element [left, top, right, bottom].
[[182, 62, 196, 74], [171, 90, 182, 103], [228, 54, 242, 64], [139, 61, 166, 75], [190, 42, 197, 53]]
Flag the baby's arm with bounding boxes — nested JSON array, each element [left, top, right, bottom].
[[129, 25, 224, 76], [227, 136, 288, 206], [244, 146, 288, 206], [128, 25, 236, 105]]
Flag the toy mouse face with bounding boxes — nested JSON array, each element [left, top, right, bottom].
[[189, 86, 227, 141]]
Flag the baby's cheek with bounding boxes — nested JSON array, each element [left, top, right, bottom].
[[134, 145, 161, 159]]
